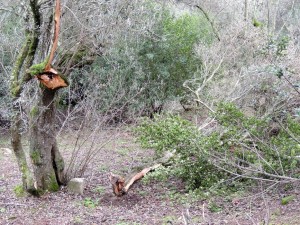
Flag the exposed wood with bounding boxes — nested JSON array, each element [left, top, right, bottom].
[[34, 0, 68, 90], [123, 164, 161, 192], [109, 164, 161, 196], [45, 0, 60, 70], [36, 67, 68, 89], [109, 151, 175, 196], [109, 173, 125, 196]]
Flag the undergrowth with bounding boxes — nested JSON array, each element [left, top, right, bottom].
[[135, 102, 300, 192]]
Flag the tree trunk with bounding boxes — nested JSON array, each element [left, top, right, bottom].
[[11, 106, 34, 191], [29, 88, 65, 195]]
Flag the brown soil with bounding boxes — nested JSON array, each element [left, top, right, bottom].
[[0, 128, 300, 225]]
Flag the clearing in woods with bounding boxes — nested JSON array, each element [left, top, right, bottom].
[[0, 128, 300, 225]]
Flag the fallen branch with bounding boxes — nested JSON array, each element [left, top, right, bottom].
[[109, 151, 174, 196], [109, 164, 161, 196]]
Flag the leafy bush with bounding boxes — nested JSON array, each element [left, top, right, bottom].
[[136, 115, 197, 157], [83, 4, 213, 120], [135, 115, 225, 190], [137, 12, 211, 108], [135, 103, 300, 191], [214, 102, 300, 178]]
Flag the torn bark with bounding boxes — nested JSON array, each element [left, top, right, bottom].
[[33, 0, 68, 90], [109, 164, 161, 196], [109, 151, 174, 196], [45, 0, 60, 71]]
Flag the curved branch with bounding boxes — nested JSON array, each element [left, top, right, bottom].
[[195, 5, 220, 41]]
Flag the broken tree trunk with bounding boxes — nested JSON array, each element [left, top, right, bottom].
[[109, 164, 161, 196], [28, 0, 68, 90], [29, 88, 65, 195], [109, 151, 174, 196]]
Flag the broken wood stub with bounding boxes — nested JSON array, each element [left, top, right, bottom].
[[109, 164, 161, 196], [36, 67, 68, 90], [109, 173, 126, 196], [31, 0, 68, 90]]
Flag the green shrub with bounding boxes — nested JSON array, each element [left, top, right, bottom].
[[135, 102, 300, 191], [214, 102, 300, 178], [82, 4, 213, 119], [136, 115, 197, 157], [135, 115, 225, 190], [136, 11, 212, 113]]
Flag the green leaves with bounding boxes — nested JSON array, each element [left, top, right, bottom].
[[135, 102, 300, 191], [281, 195, 295, 205], [135, 115, 224, 190]]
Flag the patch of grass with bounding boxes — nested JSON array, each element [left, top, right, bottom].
[[13, 184, 26, 197], [281, 195, 295, 205], [162, 215, 176, 225], [83, 197, 98, 208], [208, 201, 222, 213], [93, 186, 106, 194], [137, 190, 147, 196]]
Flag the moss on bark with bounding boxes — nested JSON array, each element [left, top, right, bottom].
[[11, 35, 31, 97]]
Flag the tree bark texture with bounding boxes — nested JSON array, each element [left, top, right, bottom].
[[10, 1, 41, 192], [11, 107, 34, 191], [29, 89, 65, 194], [10, 0, 66, 196]]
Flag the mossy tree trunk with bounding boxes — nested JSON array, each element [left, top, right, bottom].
[[29, 89, 65, 194], [10, 0, 41, 193], [10, 0, 66, 196]]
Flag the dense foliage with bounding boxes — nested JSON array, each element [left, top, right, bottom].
[[69, 7, 212, 119]]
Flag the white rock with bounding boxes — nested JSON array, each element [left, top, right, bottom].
[[0, 148, 12, 155], [67, 178, 85, 195]]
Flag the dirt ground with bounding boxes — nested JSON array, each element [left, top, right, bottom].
[[1, 128, 300, 225]]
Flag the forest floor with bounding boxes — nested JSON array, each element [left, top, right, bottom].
[[1, 127, 300, 225]]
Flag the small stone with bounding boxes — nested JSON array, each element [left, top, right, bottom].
[[0, 148, 12, 155], [67, 178, 85, 195]]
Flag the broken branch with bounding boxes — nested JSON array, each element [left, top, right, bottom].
[[109, 151, 174, 196], [45, 0, 60, 70], [109, 164, 161, 196]]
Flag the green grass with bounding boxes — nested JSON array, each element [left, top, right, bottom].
[[83, 197, 98, 208], [281, 195, 295, 205], [13, 184, 26, 197], [115, 147, 132, 156], [93, 185, 106, 194]]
